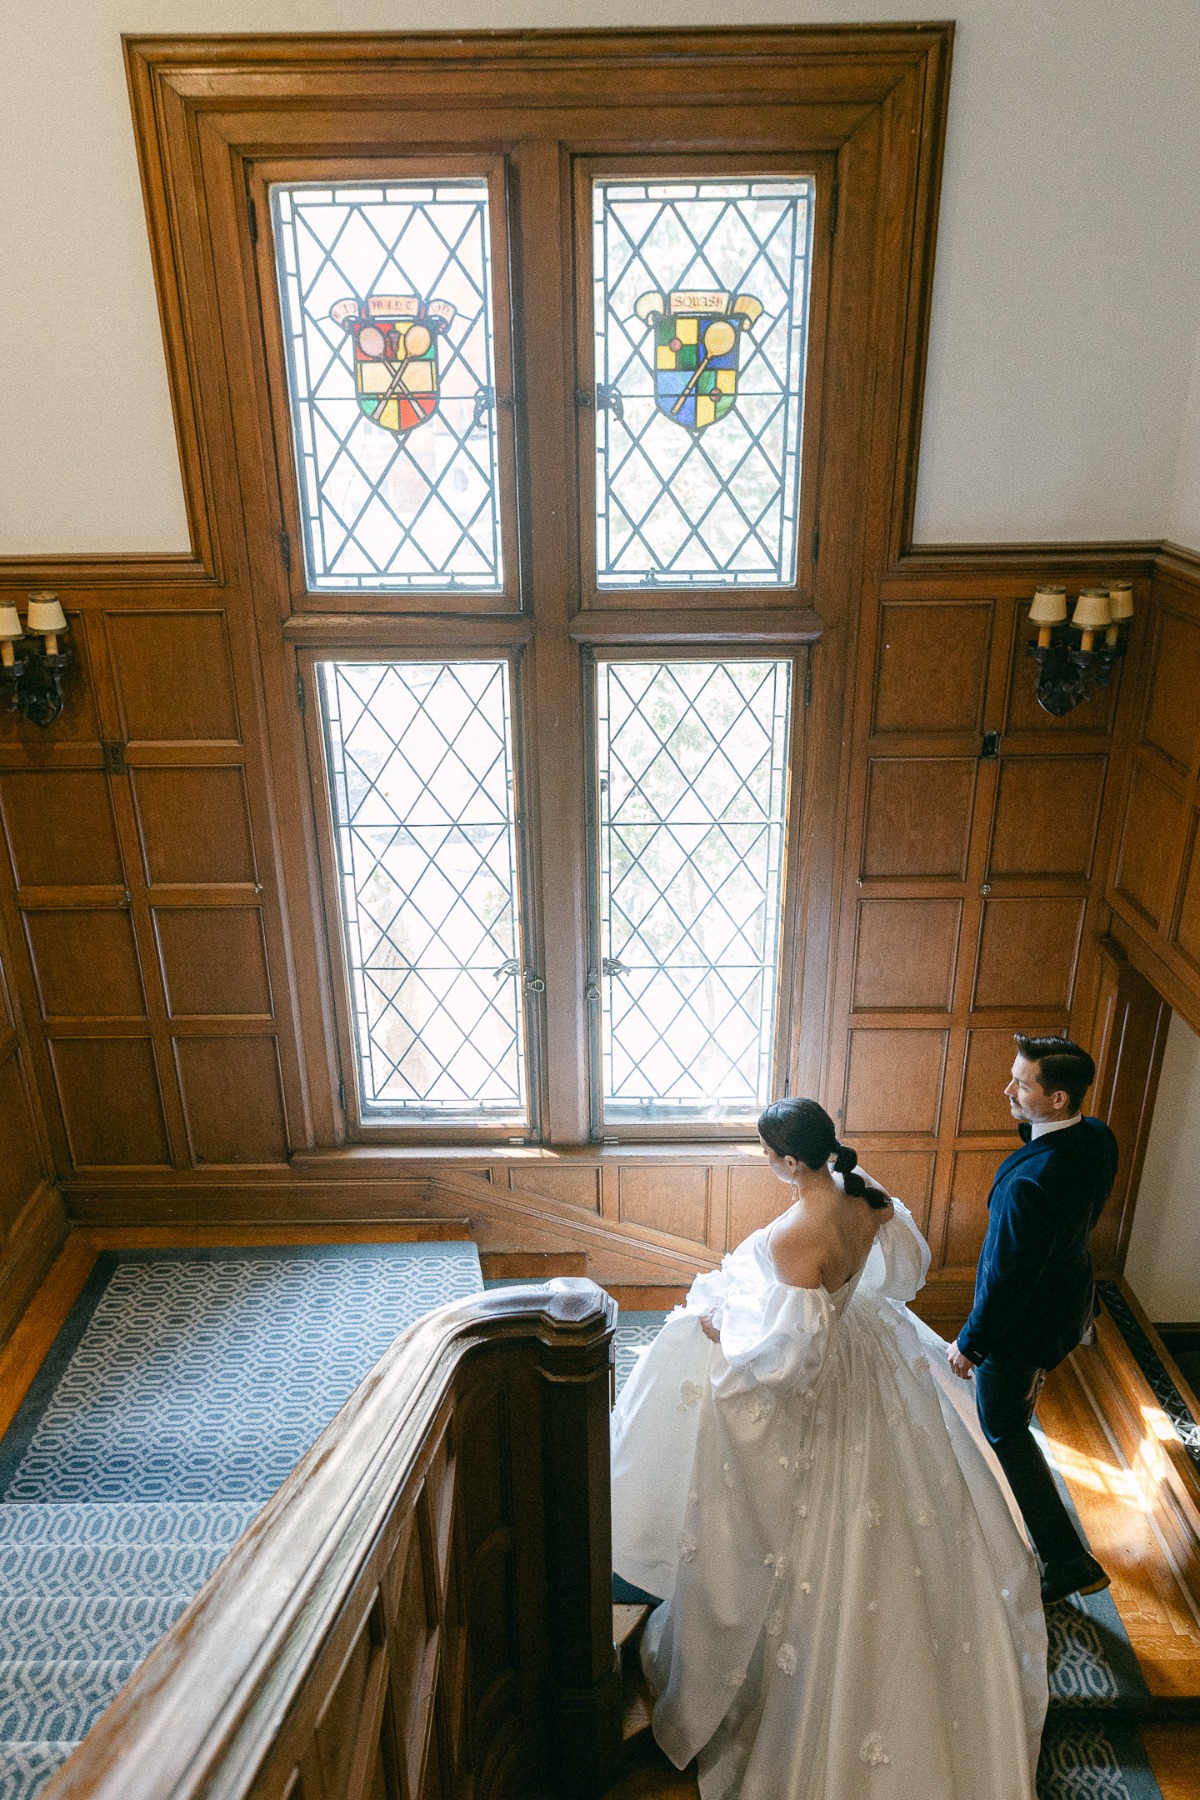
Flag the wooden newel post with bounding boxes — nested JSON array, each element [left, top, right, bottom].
[[535, 1279, 622, 1797]]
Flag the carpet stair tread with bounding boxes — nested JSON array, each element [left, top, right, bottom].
[[0, 1501, 259, 1544], [0, 1537, 239, 1597], [0, 1742, 75, 1800], [0, 1659, 139, 1744], [0, 1595, 191, 1662]]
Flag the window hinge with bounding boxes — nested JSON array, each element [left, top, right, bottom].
[[804, 662, 813, 708], [279, 528, 291, 572], [812, 521, 820, 564], [247, 196, 258, 245], [829, 182, 840, 237], [338, 1078, 346, 1112], [295, 672, 306, 713]]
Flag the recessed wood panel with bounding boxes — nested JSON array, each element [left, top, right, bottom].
[[0, 1054, 43, 1236], [1004, 616, 1116, 735], [958, 1028, 1025, 1134], [851, 899, 960, 1012], [175, 1037, 288, 1164], [507, 1165, 600, 1213], [50, 1037, 170, 1167], [24, 909, 145, 1019], [988, 757, 1106, 878], [618, 1165, 708, 1242], [943, 1150, 999, 1268], [1174, 818, 1200, 970], [154, 908, 272, 1017], [107, 611, 240, 744], [843, 1029, 947, 1135], [861, 758, 975, 878], [852, 1149, 935, 1228], [1142, 609, 1200, 771], [1113, 764, 1185, 927], [873, 603, 991, 734], [728, 1162, 786, 1245], [132, 768, 256, 886], [0, 772, 124, 888], [973, 896, 1084, 1011]]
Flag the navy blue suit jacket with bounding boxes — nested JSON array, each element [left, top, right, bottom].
[[958, 1117, 1118, 1371]]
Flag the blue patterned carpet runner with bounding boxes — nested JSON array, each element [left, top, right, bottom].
[[611, 1313, 1168, 1800], [0, 1244, 484, 1800]]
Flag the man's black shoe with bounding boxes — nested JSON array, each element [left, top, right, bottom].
[[1040, 1553, 1110, 1606]]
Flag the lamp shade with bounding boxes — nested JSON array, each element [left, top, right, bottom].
[[1028, 585, 1068, 625], [26, 594, 66, 634], [1071, 588, 1111, 630], [1107, 581, 1135, 621], [0, 605, 23, 641]]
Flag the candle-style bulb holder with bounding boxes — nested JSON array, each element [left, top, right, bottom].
[[1025, 582, 1132, 716], [0, 593, 74, 726]]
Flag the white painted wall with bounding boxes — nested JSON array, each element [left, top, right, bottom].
[[2, 1, 1200, 554], [1125, 1012, 1200, 1323], [1170, 320, 1200, 552]]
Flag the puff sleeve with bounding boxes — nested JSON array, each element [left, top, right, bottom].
[[857, 1199, 931, 1305]]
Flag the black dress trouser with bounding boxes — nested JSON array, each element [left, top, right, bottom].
[[974, 1353, 1085, 1567]]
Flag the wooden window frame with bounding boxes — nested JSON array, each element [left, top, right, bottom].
[[125, 27, 953, 1151]]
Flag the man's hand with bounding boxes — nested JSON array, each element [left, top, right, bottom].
[[946, 1342, 977, 1380], [698, 1310, 722, 1344]]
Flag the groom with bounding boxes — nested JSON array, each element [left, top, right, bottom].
[[946, 1034, 1118, 1605]]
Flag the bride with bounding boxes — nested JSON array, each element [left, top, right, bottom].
[[611, 1098, 1047, 1799]]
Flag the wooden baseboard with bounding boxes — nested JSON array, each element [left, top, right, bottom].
[[62, 1172, 722, 1286], [0, 1180, 67, 1351]]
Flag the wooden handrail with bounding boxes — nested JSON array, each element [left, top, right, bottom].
[[43, 1278, 621, 1800]]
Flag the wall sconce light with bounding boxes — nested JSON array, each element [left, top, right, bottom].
[[1025, 580, 1134, 715], [0, 592, 73, 726]]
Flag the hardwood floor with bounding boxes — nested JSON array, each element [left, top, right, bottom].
[[1039, 1357, 1200, 1698]]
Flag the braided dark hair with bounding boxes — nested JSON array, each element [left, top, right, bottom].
[[757, 1098, 890, 1210]]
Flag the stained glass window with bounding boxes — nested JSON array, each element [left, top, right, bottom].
[[592, 178, 813, 589], [594, 658, 793, 1123], [318, 661, 526, 1123], [272, 181, 503, 592]]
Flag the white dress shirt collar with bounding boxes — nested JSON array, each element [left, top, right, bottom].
[[1029, 1113, 1083, 1141]]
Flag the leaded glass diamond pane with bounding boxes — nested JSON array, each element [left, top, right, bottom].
[[272, 181, 503, 592], [592, 177, 813, 589], [318, 661, 526, 1122], [596, 659, 792, 1123]]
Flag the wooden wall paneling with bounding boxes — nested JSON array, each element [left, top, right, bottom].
[[988, 756, 1107, 879], [860, 756, 976, 878], [174, 1036, 290, 1165], [850, 897, 961, 1011], [617, 1164, 710, 1245], [1104, 562, 1200, 1006], [1173, 815, 1200, 973], [1140, 604, 1200, 775], [941, 1147, 1000, 1271], [1088, 937, 1171, 1274], [1113, 761, 1188, 931], [0, 893, 63, 1345], [106, 609, 242, 746]]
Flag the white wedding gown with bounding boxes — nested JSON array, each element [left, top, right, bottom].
[[611, 1200, 1048, 1799]]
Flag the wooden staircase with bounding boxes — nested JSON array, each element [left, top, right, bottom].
[[600, 1606, 698, 1800]]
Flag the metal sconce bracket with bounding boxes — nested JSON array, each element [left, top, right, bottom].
[[0, 647, 73, 727], [1025, 623, 1125, 717], [0, 592, 74, 726]]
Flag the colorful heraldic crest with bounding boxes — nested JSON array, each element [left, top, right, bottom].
[[331, 295, 457, 437], [635, 290, 764, 433]]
